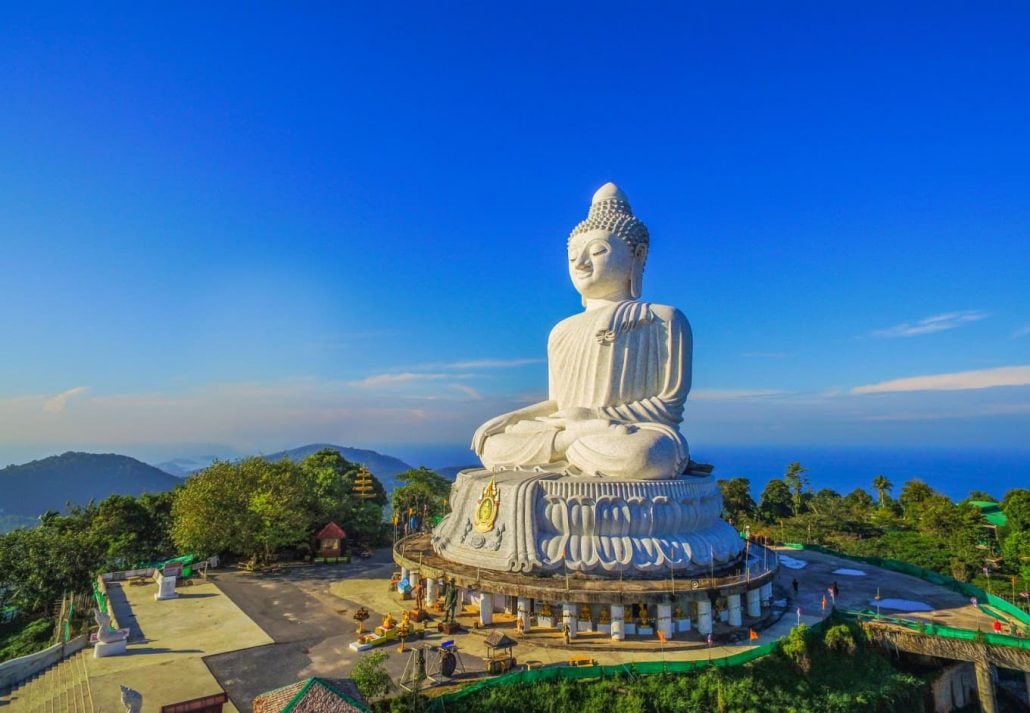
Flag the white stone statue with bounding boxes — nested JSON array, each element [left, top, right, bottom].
[[472, 183, 690, 480], [120, 685, 142, 713], [432, 183, 744, 575], [94, 608, 128, 643]]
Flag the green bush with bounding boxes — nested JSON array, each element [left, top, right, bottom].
[[0, 617, 53, 662], [408, 621, 926, 713]]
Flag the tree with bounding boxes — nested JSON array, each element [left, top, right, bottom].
[[843, 488, 874, 512], [88, 492, 175, 569], [717, 478, 756, 525], [808, 488, 842, 516], [758, 480, 793, 522], [783, 462, 808, 517], [1001, 530, 1030, 581], [898, 479, 935, 521], [298, 449, 356, 529], [967, 490, 995, 502], [171, 457, 311, 562], [352, 650, 394, 701], [872, 475, 892, 508], [1001, 489, 1030, 533], [298, 450, 387, 546], [391, 467, 452, 529], [250, 459, 310, 560], [172, 460, 259, 558]]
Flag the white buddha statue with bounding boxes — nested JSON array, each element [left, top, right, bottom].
[[432, 183, 744, 576], [472, 183, 691, 481]]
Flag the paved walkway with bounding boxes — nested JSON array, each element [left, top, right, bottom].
[[774, 547, 983, 630], [84, 579, 271, 712]]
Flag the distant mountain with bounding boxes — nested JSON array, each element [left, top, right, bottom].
[[436, 465, 478, 480], [0, 452, 181, 532], [258, 444, 414, 492], [154, 456, 220, 477]]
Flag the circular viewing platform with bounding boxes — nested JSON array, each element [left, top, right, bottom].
[[394, 533, 778, 605]]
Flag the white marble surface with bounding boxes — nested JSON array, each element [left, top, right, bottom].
[[431, 467, 744, 574], [472, 184, 691, 481]]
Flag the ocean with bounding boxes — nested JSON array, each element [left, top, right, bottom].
[[388, 444, 1029, 503]]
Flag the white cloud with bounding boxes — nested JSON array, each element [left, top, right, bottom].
[[42, 386, 90, 413], [872, 310, 988, 338], [449, 384, 482, 400], [851, 366, 1030, 395], [348, 373, 448, 389], [1013, 325, 1030, 339]]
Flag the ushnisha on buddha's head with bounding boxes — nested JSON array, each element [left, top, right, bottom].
[[567, 183, 649, 306]]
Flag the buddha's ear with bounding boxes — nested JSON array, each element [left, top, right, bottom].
[[630, 244, 647, 298]]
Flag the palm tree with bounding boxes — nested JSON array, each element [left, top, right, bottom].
[[872, 474, 892, 508]]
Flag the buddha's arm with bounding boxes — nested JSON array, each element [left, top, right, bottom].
[[598, 307, 692, 426], [471, 399, 558, 454]]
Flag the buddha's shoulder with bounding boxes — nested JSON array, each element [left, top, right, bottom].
[[547, 302, 689, 339], [645, 303, 688, 325]]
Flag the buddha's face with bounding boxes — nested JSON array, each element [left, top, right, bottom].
[[567, 228, 635, 300]]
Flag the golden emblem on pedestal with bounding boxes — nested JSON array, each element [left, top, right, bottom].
[[473, 476, 500, 533]]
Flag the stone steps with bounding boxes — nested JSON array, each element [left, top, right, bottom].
[[3, 650, 92, 713]]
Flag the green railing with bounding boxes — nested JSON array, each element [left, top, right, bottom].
[[836, 608, 1030, 651], [782, 543, 1030, 629], [426, 620, 828, 711]]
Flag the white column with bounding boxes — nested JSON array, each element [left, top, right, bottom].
[[478, 592, 493, 626], [517, 597, 531, 632], [760, 582, 773, 607], [562, 602, 578, 639], [425, 577, 438, 608], [728, 594, 742, 627], [746, 588, 761, 618], [697, 600, 713, 636], [610, 604, 625, 641], [657, 602, 674, 640]]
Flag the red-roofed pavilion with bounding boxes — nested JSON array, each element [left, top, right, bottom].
[[315, 522, 346, 558]]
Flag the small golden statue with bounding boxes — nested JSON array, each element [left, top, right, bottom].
[[539, 602, 553, 617], [673, 605, 684, 620], [638, 602, 650, 626], [579, 604, 592, 621], [381, 612, 396, 630], [598, 608, 611, 625], [624, 607, 632, 622]]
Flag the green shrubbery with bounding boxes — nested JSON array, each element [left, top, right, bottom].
[[0, 617, 54, 661], [722, 468, 1028, 590], [375, 620, 925, 713]]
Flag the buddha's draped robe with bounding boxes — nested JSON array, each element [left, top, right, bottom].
[[481, 300, 691, 480]]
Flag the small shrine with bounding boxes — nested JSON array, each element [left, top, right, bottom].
[[315, 522, 347, 560], [482, 631, 518, 674]]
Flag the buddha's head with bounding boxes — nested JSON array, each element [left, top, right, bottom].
[[567, 183, 649, 305]]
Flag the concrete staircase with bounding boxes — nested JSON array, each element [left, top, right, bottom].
[[1, 650, 93, 713]]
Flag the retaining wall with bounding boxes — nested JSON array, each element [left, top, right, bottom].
[[0, 634, 87, 691]]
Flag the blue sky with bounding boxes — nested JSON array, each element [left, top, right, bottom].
[[1, 3, 1028, 466]]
